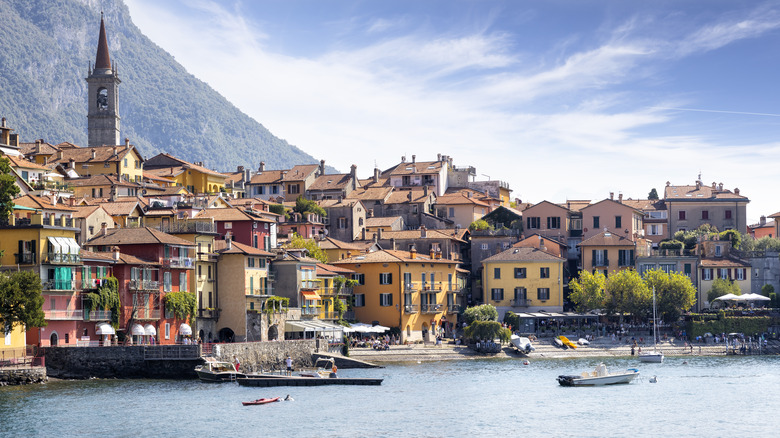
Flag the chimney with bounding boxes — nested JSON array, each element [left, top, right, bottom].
[[244, 168, 250, 182], [69, 158, 75, 169], [409, 245, 417, 259], [112, 246, 120, 261], [112, 146, 118, 156], [101, 222, 108, 236], [362, 228, 366, 240], [226, 238, 232, 250], [420, 225, 427, 238], [346, 250, 352, 258], [91, 149, 96, 159], [718, 182, 724, 191], [390, 238, 396, 250], [437, 153, 441, 161], [320, 159, 326, 176], [760, 215, 767, 226], [35, 139, 41, 154], [696, 180, 701, 190], [412, 155, 416, 163], [378, 228, 383, 240], [237, 165, 244, 172], [618, 193, 623, 203], [539, 235, 544, 250], [436, 248, 442, 259], [734, 188, 740, 195], [259, 162, 265, 172], [610, 192, 614, 200], [424, 185, 429, 196], [350, 164, 357, 191], [373, 167, 380, 183], [401, 156, 406, 163], [57, 150, 63, 160], [0, 117, 4, 127], [125, 138, 130, 147]]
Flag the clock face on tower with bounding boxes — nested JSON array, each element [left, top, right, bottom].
[[97, 88, 108, 110]]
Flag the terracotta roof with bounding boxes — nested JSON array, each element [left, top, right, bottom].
[[700, 257, 751, 268], [47, 145, 137, 166], [578, 230, 636, 247], [100, 200, 142, 216], [79, 249, 116, 262], [317, 236, 364, 251], [281, 165, 319, 182], [317, 199, 362, 208], [5, 155, 50, 171], [70, 205, 110, 219], [379, 228, 466, 243], [221, 171, 245, 185], [580, 198, 643, 214], [308, 173, 353, 191], [151, 186, 190, 196], [69, 174, 140, 188], [143, 208, 177, 217], [86, 227, 195, 246], [13, 194, 76, 212], [144, 153, 226, 178], [333, 249, 457, 265], [435, 192, 490, 207], [316, 263, 355, 276], [358, 177, 390, 187], [19, 141, 60, 156], [385, 160, 444, 176], [366, 216, 402, 227], [345, 186, 393, 202], [385, 188, 431, 204], [249, 170, 286, 184], [196, 207, 271, 222], [216, 239, 274, 256], [483, 246, 565, 263], [82, 250, 156, 266], [664, 183, 748, 201], [143, 171, 175, 183], [561, 200, 591, 212]]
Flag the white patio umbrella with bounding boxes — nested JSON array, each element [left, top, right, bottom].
[[713, 293, 741, 301], [739, 293, 771, 301]]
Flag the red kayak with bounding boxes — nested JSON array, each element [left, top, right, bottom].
[[242, 397, 280, 406]]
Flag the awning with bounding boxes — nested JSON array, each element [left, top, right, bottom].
[[144, 324, 157, 336], [179, 323, 192, 336], [96, 323, 115, 335], [285, 319, 344, 334], [301, 291, 320, 300], [130, 324, 145, 336], [48, 236, 64, 254], [62, 237, 80, 255]]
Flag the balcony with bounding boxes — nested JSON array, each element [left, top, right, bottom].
[[43, 280, 75, 291], [319, 287, 338, 298], [403, 304, 419, 314], [512, 299, 529, 307], [135, 309, 161, 320], [85, 310, 112, 321], [197, 308, 220, 319], [421, 303, 443, 314], [447, 304, 462, 313], [14, 253, 36, 264], [128, 280, 160, 291], [196, 252, 219, 262], [163, 257, 195, 269], [158, 221, 217, 234], [593, 258, 609, 267], [618, 258, 635, 267], [319, 311, 339, 320], [46, 252, 81, 264], [404, 283, 418, 292], [44, 309, 84, 320]]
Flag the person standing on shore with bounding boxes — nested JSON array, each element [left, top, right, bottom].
[[285, 356, 293, 376]]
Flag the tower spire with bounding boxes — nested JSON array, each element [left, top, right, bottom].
[[94, 12, 112, 73]]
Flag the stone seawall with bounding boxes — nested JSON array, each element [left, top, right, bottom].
[[0, 367, 47, 385], [45, 346, 203, 379], [213, 340, 316, 373]]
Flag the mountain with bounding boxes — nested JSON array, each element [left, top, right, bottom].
[[0, 0, 327, 173]]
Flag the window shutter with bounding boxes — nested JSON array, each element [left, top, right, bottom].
[[592, 250, 597, 263], [388, 273, 392, 284], [629, 250, 634, 265]]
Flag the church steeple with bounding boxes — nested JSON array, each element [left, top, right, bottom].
[[86, 12, 121, 148]]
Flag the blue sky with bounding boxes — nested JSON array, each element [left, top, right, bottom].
[[124, 0, 780, 223]]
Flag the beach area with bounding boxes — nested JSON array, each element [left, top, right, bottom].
[[348, 337, 780, 363]]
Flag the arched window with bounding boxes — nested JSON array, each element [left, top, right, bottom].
[[97, 88, 108, 110]]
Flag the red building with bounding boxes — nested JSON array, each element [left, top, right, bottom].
[[195, 207, 275, 250], [84, 227, 195, 344]]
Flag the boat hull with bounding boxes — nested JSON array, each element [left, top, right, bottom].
[[195, 369, 245, 382], [638, 353, 664, 363], [242, 397, 280, 406], [558, 370, 639, 386]]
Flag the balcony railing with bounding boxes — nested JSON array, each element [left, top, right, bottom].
[[85, 310, 112, 321], [319, 287, 338, 298], [197, 308, 220, 319], [135, 309, 161, 320], [128, 280, 160, 291], [163, 257, 195, 268], [158, 221, 217, 234], [447, 304, 462, 313], [593, 258, 609, 267], [512, 299, 529, 307], [46, 252, 81, 264], [404, 283, 417, 292], [43, 280, 75, 291], [403, 304, 419, 314], [421, 304, 443, 313], [618, 258, 635, 267], [44, 309, 84, 320], [319, 311, 339, 320], [14, 253, 36, 264], [196, 252, 219, 262]]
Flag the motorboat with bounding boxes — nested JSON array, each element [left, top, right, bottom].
[[242, 397, 280, 406], [577, 338, 590, 346], [557, 363, 640, 386], [511, 335, 535, 354], [639, 286, 664, 363], [298, 358, 337, 379], [195, 360, 245, 382]]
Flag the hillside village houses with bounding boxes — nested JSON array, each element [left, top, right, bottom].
[[2, 15, 777, 359]]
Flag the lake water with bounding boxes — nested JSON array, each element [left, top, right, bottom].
[[1, 355, 778, 437]]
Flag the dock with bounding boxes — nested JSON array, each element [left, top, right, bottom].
[[237, 375, 382, 387]]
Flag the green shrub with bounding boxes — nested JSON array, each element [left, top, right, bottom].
[[465, 321, 511, 343]]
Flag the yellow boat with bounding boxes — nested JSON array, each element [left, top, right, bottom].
[[558, 335, 578, 349]]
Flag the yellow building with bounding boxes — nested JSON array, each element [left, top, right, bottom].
[[48, 142, 144, 183], [144, 153, 227, 195], [482, 246, 566, 319], [1, 324, 27, 362], [579, 230, 650, 275], [316, 263, 356, 321], [333, 249, 464, 342], [215, 239, 274, 342], [317, 236, 367, 263]]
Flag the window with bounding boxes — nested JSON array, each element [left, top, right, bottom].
[[592, 249, 607, 266], [403, 272, 412, 289], [179, 272, 187, 291], [660, 264, 675, 274], [247, 257, 255, 268], [354, 273, 365, 285], [615, 216, 622, 229], [537, 288, 550, 300], [353, 294, 365, 307], [715, 246, 722, 257], [165, 323, 170, 340], [338, 217, 347, 229], [725, 210, 732, 219], [702, 210, 709, 220], [224, 222, 232, 230], [684, 264, 692, 278], [593, 216, 600, 228], [702, 269, 712, 281], [481, 243, 488, 250], [379, 293, 393, 306], [380, 273, 393, 285], [449, 207, 455, 217], [527, 217, 540, 229], [288, 184, 300, 194], [736, 269, 745, 280], [494, 267, 501, 279], [649, 224, 662, 235], [679, 211, 687, 220], [617, 250, 635, 267], [491, 288, 504, 301], [547, 217, 560, 229], [540, 267, 550, 278], [164, 272, 172, 292], [514, 287, 527, 300], [514, 267, 526, 279], [719, 268, 730, 279]]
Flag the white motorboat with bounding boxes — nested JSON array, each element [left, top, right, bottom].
[[639, 286, 664, 363], [195, 360, 245, 382], [511, 335, 535, 354], [557, 363, 640, 386]]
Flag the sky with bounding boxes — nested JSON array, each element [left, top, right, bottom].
[[124, 0, 780, 224]]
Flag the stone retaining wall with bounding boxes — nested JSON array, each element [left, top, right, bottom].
[[213, 340, 315, 373], [0, 367, 47, 385], [44, 346, 202, 379]]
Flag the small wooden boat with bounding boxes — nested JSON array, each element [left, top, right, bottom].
[[242, 397, 280, 406]]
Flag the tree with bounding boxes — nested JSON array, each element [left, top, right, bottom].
[[84, 276, 121, 328], [648, 188, 659, 200], [761, 284, 774, 296], [569, 270, 606, 312], [0, 156, 21, 222], [707, 278, 741, 303], [719, 229, 742, 249], [605, 269, 650, 320], [642, 268, 696, 322], [465, 320, 511, 343], [163, 291, 197, 322], [285, 233, 329, 263], [292, 195, 326, 217], [463, 304, 498, 325], [468, 219, 490, 231], [269, 204, 287, 217], [0, 270, 45, 334]]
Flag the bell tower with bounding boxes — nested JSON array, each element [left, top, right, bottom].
[[86, 13, 121, 147]]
